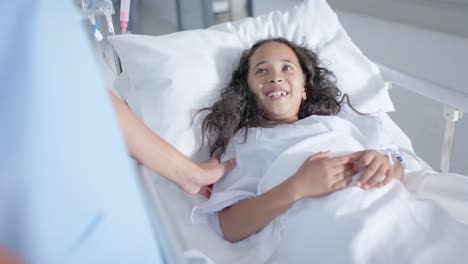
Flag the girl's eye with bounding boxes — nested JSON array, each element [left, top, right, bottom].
[[255, 68, 267, 75], [283, 65, 293, 71]]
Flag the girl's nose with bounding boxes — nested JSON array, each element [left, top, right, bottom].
[[268, 73, 283, 83]]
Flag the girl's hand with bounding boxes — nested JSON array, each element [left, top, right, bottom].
[[352, 150, 402, 189], [291, 151, 356, 199]]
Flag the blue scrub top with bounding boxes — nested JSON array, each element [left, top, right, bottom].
[[0, 1, 169, 263]]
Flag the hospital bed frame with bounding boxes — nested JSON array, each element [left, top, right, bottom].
[[378, 63, 466, 173]]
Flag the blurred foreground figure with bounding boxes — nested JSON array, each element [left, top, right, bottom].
[[0, 1, 170, 263]]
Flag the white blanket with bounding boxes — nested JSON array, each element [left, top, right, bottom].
[[189, 111, 468, 263], [143, 166, 468, 264], [256, 132, 468, 263]]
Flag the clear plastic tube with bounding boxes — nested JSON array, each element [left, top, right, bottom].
[[120, 0, 131, 33], [105, 13, 115, 35]]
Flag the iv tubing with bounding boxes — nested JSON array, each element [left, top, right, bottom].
[[120, 0, 131, 33], [105, 13, 115, 35], [88, 15, 103, 41]]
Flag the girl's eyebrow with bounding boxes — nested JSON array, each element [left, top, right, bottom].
[[253, 59, 296, 69], [281, 59, 298, 66], [253, 61, 266, 69]]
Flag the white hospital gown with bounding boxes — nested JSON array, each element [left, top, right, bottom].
[[192, 106, 468, 263]]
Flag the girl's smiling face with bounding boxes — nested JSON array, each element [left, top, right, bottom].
[[247, 42, 306, 123]]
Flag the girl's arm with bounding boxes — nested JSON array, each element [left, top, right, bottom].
[[219, 175, 301, 242], [219, 152, 356, 242], [110, 92, 235, 194]]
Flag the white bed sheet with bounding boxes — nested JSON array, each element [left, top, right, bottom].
[[138, 114, 468, 263], [141, 171, 468, 264]]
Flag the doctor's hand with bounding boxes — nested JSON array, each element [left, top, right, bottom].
[[192, 156, 236, 197], [351, 150, 403, 190], [291, 151, 357, 199]]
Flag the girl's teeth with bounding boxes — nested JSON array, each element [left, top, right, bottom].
[[268, 91, 288, 97]]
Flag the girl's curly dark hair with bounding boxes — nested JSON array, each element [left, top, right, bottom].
[[200, 38, 357, 157]]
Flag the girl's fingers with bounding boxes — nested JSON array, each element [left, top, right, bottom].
[[356, 158, 379, 187], [365, 166, 387, 188], [350, 151, 365, 160], [307, 151, 331, 161], [378, 169, 394, 188], [352, 153, 372, 172], [331, 177, 353, 191], [334, 167, 357, 180], [329, 155, 354, 167]]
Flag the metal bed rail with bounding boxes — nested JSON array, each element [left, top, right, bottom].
[[378, 63, 466, 173]]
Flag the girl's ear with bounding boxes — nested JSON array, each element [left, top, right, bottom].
[[303, 88, 307, 101]]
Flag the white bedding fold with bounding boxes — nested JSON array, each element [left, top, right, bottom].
[[256, 133, 468, 263], [188, 111, 468, 263]]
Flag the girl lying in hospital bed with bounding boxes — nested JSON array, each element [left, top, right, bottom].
[[192, 38, 468, 263]]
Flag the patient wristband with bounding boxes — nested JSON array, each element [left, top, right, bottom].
[[382, 148, 407, 170]]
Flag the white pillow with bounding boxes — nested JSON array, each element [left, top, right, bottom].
[[109, 30, 244, 159], [108, 0, 394, 159], [209, 0, 394, 113]]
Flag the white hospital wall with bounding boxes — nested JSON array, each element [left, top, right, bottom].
[[252, 0, 302, 15], [139, 0, 178, 34], [144, 0, 178, 27], [252, 0, 468, 175]]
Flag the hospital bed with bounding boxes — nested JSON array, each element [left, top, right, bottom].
[[106, 0, 468, 262]]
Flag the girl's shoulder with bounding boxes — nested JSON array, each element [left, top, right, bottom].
[[222, 128, 260, 159], [337, 104, 380, 121]]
